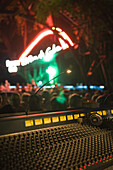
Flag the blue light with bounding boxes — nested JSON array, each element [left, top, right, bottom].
[[90, 85, 94, 89], [38, 81, 42, 85], [99, 85, 104, 89], [10, 86, 16, 89], [44, 85, 55, 88], [64, 85, 74, 89], [76, 86, 83, 89], [76, 85, 88, 89], [83, 85, 88, 89], [90, 85, 105, 90]]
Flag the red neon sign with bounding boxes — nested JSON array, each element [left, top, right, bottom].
[[19, 27, 74, 61], [19, 29, 54, 61], [6, 27, 75, 73]]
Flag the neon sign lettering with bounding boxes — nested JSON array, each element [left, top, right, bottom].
[[5, 27, 75, 73], [6, 44, 62, 73], [19, 29, 54, 61], [52, 27, 74, 47]]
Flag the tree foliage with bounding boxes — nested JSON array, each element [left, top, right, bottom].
[[0, 0, 113, 84], [0, 0, 113, 52]]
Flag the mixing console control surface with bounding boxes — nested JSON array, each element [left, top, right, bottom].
[[0, 123, 113, 170]]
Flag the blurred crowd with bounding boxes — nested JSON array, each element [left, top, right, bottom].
[[0, 80, 113, 114]]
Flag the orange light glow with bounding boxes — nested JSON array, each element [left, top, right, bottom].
[[52, 27, 74, 47], [55, 27, 62, 32], [88, 71, 92, 76], [54, 27, 74, 46], [52, 27, 55, 30], [74, 44, 79, 49], [59, 31, 74, 46], [58, 38, 69, 50]]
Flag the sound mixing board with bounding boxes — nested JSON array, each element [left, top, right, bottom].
[[0, 108, 113, 170]]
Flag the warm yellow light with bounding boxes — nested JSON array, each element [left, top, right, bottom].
[[66, 69, 72, 74]]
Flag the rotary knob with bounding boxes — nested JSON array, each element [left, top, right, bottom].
[[90, 113, 102, 126]]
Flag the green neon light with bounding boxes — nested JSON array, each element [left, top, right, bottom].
[[56, 91, 67, 104], [6, 44, 62, 73], [46, 66, 57, 84]]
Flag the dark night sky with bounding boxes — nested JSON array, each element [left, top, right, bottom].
[[0, 7, 113, 87]]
